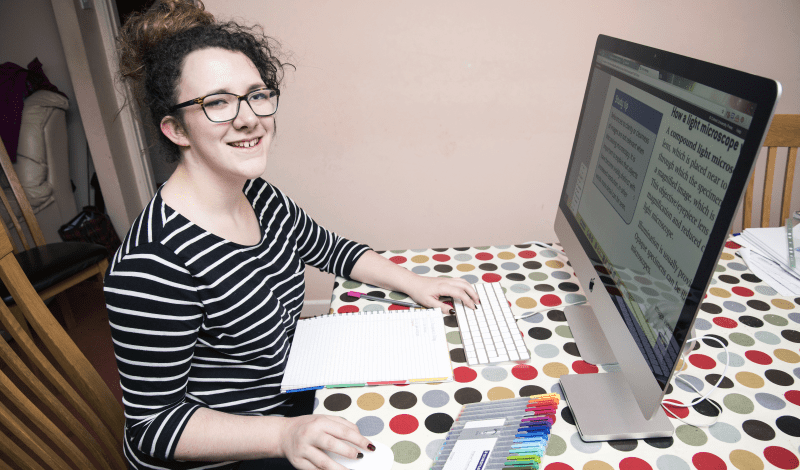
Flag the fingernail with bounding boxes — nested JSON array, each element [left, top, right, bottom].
[[368, 444, 376, 451], [449, 308, 456, 315], [357, 452, 364, 459]]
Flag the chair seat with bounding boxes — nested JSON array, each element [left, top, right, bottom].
[[1, 242, 108, 304]]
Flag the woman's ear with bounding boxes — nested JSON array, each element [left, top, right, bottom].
[[160, 115, 190, 147]]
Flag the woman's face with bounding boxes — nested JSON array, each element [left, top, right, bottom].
[[164, 47, 275, 182]]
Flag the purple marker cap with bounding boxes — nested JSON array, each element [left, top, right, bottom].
[[348, 291, 362, 298]]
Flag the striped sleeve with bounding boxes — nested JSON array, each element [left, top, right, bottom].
[[104, 242, 205, 461]]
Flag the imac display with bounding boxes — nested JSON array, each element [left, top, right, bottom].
[[555, 35, 780, 441]]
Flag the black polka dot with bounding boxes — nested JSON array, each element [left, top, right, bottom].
[[534, 284, 555, 292], [643, 436, 674, 448], [523, 261, 542, 270], [366, 290, 386, 298], [478, 263, 498, 272], [389, 391, 417, 410], [599, 275, 614, 285], [443, 315, 459, 328], [454, 387, 482, 405], [776, 416, 800, 437], [608, 440, 637, 452], [519, 385, 546, 397], [434, 265, 453, 273], [700, 303, 722, 314], [741, 273, 762, 283], [449, 348, 466, 363], [739, 315, 764, 328], [547, 310, 567, 322], [765, 369, 795, 386], [515, 244, 532, 249], [323, 394, 352, 412], [528, 327, 552, 340], [563, 342, 581, 357], [701, 335, 728, 348], [692, 399, 721, 417], [718, 275, 740, 284], [742, 420, 776, 441], [506, 273, 526, 281], [746, 300, 770, 311], [425, 413, 454, 433], [340, 292, 359, 302], [453, 247, 470, 251], [558, 282, 580, 292], [664, 383, 673, 395], [333, 281, 340, 289], [560, 407, 575, 425], [705, 374, 734, 389], [781, 329, 800, 343], [432, 248, 448, 252]]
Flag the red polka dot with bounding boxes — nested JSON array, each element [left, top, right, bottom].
[[619, 457, 653, 470], [389, 414, 419, 434], [544, 464, 574, 470], [512, 364, 538, 380], [662, 399, 690, 419], [388, 304, 409, 311], [572, 360, 598, 374], [432, 254, 450, 262], [726, 241, 742, 249], [764, 446, 800, 470], [453, 366, 477, 383], [688, 354, 716, 370], [713, 317, 738, 329], [785, 390, 800, 406], [337, 305, 358, 313], [518, 250, 537, 259], [482, 273, 502, 283], [745, 350, 773, 365], [731, 286, 754, 297], [389, 256, 407, 264], [540, 294, 562, 307], [475, 252, 493, 261], [692, 452, 727, 470]]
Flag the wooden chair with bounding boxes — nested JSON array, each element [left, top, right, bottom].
[[0, 136, 109, 333], [0, 221, 125, 469], [742, 114, 800, 228]]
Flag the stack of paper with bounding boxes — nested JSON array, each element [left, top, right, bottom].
[[732, 226, 800, 295]]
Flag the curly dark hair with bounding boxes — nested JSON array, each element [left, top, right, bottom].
[[117, 0, 289, 162]]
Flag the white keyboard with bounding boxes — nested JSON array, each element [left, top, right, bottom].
[[453, 283, 530, 366]]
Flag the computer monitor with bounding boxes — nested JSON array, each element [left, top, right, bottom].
[[555, 35, 780, 441]]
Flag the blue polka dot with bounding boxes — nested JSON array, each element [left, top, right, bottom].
[[755, 331, 781, 345], [789, 312, 800, 324], [460, 274, 479, 284], [510, 284, 531, 293], [550, 383, 564, 400], [723, 301, 747, 313], [412, 266, 431, 275], [496, 245, 511, 249], [657, 454, 690, 470], [454, 254, 473, 262], [356, 416, 384, 436], [709, 278, 718, 285], [755, 285, 778, 296], [569, 432, 602, 453], [426, 439, 445, 460], [565, 294, 587, 304], [694, 318, 712, 331], [676, 374, 704, 393], [726, 262, 748, 271], [364, 304, 386, 312], [411, 248, 427, 253], [551, 271, 571, 280], [501, 262, 520, 271], [313, 397, 319, 411], [718, 351, 745, 367], [422, 390, 450, 408], [708, 422, 741, 443], [539, 250, 559, 258], [794, 367, 800, 380], [754, 392, 786, 410], [601, 363, 622, 372], [534, 344, 559, 358], [521, 313, 543, 324]]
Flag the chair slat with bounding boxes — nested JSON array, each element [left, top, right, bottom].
[[0, 427, 47, 470], [761, 147, 778, 227], [743, 168, 755, 229], [0, 136, 46, 247], [0, 189, 29, 252], [0, 400, 71, 469], [763, 114, 800, 147], [781, 147, 798, 222]]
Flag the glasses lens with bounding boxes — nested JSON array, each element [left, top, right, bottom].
[[247, 89, 278, 117], [203, 94, 238, 122]]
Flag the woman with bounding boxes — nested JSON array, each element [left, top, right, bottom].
[[106, 1, 479, 469]]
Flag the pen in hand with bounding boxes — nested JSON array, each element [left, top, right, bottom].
[[347, 291, 426, 309]]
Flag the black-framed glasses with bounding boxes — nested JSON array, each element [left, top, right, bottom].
[[169, 88, 280, 123]]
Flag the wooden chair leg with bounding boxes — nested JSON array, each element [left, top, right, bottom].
[[55, 293, 77, 331]]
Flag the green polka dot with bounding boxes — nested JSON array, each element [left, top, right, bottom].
[[729, 332, 755, 347], [723, 393, 754, 414], [475, 246, 491, 250], [390, 249, 407, 254], [446, 331, 462, 345], [555, 325, 573, 339], [545, 433, 566, 456], [763, 314, 789, 326], [675, 424, 708, 446], [342, 280, 362, 289], [715, 265, 726, 272], [529, 272, 549, 281], [391, 441, 421, 464], [389, 291, 409, 300]]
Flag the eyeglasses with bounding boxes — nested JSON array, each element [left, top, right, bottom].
[[169, 88, 280, 123]]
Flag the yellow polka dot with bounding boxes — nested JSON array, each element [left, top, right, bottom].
[[675, 358, 686, 371], [583, 461, 614, 470], [356, 393, 385, 411], [487, 387, 515, 401], [457, 264, 475, 272], [774, 348, 800, 363], [543, 362, 569, 378], [545, 260, 565, 269], [708, 287, 731, 298], [498, 252, 515, 260], [719, 253, 735, 261], [730, 449, 764, 470], [771, 298, 795, 310], [735, 371, 764, 388], [516, 297, 538, 309], [411, 255, 429, 263]]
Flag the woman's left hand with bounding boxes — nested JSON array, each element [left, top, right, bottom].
[[405, 276, 480, 314]]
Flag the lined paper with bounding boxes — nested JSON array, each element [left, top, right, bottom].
[[281, 309, 453, 392]]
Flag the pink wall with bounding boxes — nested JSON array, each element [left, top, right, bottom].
[[205, 0, 800, 303]]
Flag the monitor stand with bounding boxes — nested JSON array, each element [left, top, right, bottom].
[[560, 304, 673, 441]]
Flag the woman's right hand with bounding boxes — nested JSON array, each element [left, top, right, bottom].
[[279, 414, 374, 469]]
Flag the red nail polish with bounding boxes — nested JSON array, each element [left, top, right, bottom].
[[367, 444, 376, 451]]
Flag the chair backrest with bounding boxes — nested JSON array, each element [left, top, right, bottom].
[[742, 114, 800, 229], [0, 136, 47, 253], [0, 221, 125, 469]]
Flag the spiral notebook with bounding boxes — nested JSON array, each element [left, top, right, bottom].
[[281, 309, 453, 393]]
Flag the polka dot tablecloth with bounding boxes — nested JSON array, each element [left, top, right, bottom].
[[313, 243, 800, 470]]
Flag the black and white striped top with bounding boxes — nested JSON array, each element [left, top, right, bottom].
[[104, 178, 370, 469]]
